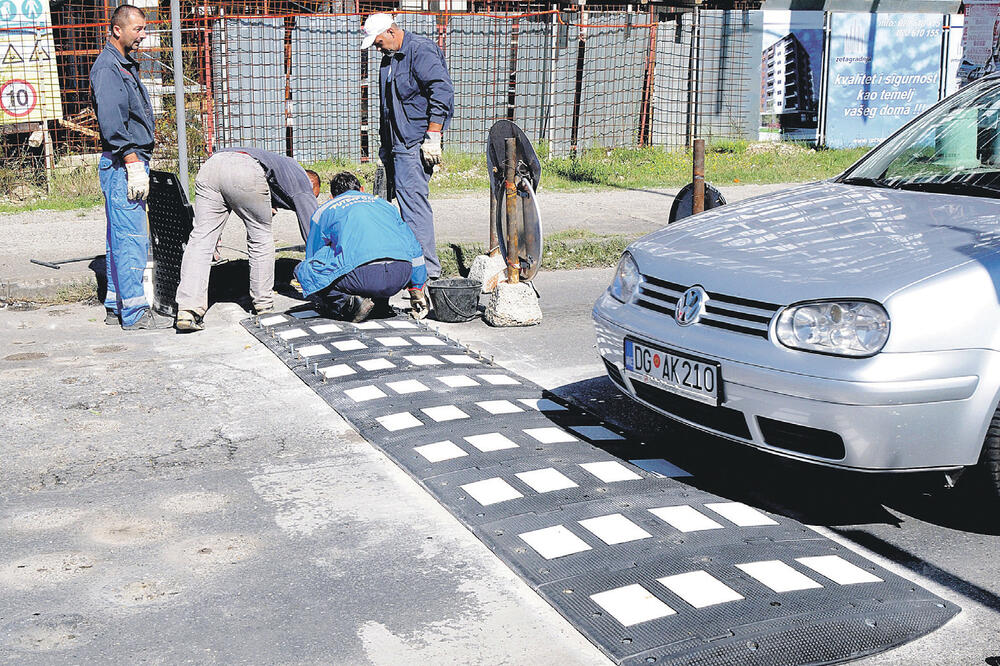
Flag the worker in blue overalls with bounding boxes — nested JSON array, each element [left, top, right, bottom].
[[89, 4, 168, 329], [295, 171, 428, 323], [361, 13, 453, 319]]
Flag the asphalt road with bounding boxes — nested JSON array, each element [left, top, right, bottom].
[[2, 266, 999, 664]]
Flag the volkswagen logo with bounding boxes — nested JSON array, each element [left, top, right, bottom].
[[675, 286, 709, 326]]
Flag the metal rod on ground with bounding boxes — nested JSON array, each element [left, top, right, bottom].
[[693, 138, 705, 215], [504, 137, 520, 285], [171, 0, 189, 198]]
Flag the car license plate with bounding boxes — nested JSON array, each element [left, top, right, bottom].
[[623, 338, 721, 406]]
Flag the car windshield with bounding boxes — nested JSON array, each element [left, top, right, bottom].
[[840, 78, 1000, 199]]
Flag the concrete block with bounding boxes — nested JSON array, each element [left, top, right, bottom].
[[483, 281, 542, 327], [467, 253, 507, 293]]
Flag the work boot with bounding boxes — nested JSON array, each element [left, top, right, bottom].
[[104, 308, 119, 326], [372, 298, 396, 319], [347, 296, 375, 323], [122, 309, 173, 331], [174, 310, 204, 332]]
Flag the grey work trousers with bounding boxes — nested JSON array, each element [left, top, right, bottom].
[[175, 152, 274, 316]]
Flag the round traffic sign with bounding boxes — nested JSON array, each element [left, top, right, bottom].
[[0, 79, 37, 118]]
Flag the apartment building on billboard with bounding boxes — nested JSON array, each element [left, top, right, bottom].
[[761, 33, 818, 129]]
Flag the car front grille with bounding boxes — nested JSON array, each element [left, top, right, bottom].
[[636, 275, 781, 339]]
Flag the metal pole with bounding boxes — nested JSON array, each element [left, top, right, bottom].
[[171, 0, 189, 197], [692, 138, 705, 214], [504, 137, 520, 285]]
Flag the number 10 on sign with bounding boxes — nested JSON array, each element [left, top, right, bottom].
[[0, 79, 37, 118]]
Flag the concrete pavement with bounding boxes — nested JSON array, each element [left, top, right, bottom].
[[0, 183, 787, 302]]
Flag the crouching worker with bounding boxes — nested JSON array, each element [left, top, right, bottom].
[[295, 171, 428, 323]]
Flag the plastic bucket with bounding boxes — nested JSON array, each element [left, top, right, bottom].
[[427, 278, 481, 323]]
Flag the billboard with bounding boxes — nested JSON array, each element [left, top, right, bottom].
[[823, 13, 943, 149], [760, 11, 825, 142]]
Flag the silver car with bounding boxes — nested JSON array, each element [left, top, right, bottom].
[[593, 75, 1000, 493]]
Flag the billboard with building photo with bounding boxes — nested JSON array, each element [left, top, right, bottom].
[[760, 11, 825, 142]]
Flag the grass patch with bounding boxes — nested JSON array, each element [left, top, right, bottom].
[[1, 141, 868, 212]]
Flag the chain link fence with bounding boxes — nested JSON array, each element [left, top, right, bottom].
[[0, 1, 760, 199]]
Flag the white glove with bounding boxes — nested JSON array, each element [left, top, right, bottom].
[[409, 286, 429, 320], [421, 131, 442, 166], [126, 161, 149, 201]]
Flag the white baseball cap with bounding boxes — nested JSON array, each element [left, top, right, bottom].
[[361, 13, 394, 49]]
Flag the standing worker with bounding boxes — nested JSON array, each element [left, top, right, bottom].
[[296, 172, 427, 323], [90, 4, 168, 330], [361, 13, 454, 318], [173, 147, 321, 332]]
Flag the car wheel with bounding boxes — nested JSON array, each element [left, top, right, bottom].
[[977, 406, 1000, 499]]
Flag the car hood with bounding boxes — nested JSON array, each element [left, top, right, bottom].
[[631, 181, 1000, 302]]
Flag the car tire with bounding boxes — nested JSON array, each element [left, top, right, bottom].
[[977, 407, 1000, 499]]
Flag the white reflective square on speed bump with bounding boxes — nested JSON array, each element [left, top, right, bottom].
[[278, 329, 307, 340], [478, 374, 520, 385], [704, 502, 778, 527], [657, 570, 745, 608], [385, 320, 418, 329], [358, 358, 395, 371], [444, 355, 479, 365], [297, 344, 329, 358], [579, 461, 641, 483], [387, 379, 429, 395], [354, 321, 383, 330], [518, 525, 592, 560], [570, 425, 625, 441], [737, 560, 823, 593], [476, 400, 524, 415], [648, 505, 724, 532], [414, 440, 468, 463], [464, 433, 519, 452], [376, 336, 410, 347], [259, 315, 286, 326], [345, 386, 387, 402], [319, 364, 355, 379], [578, 514, 652, 545], [413, 336, 446, 346], [461, 478, 523, 506], [377, 412, 423, 431], [310, 323, 342, 334], [515, 468, 578, 493], [795, 556, 883, 585], [422, 405, 469, 422], [437, 375, 479, 388], [590, 584, 676, 627], [523, 427, 578, 444], [333, 340, 367, 352], [405, 355, 444, 366], [518, 398, 567, 412]]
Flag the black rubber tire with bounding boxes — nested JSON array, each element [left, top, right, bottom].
[[978, 407, 1000, 499]]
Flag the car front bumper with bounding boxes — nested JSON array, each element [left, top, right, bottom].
[[593, 292, 1000, 471]]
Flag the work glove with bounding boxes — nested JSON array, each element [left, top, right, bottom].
[[408, 285, 429, 320], [125, 161, 149, 201], [421, 131, 442, 166]]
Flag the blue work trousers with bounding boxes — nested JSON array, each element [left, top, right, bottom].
[[317, 259, 410, 320], [389, 143, 440, 278], [99, 153, 149, 326]]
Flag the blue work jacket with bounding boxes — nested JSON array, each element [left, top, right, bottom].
[[89, 42, 155, 162], [295, 190, 428, 297], [379, 31, 454, 149]]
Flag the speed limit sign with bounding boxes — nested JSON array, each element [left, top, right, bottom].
[[0, 79, 37, 118]]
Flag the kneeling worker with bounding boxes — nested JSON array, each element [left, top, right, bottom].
[[174, 147, 321, 331], [296, 171, 428, 322]]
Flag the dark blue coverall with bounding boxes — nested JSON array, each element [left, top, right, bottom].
[[378, 30, 454, 280], [89, 42, 155, 326]]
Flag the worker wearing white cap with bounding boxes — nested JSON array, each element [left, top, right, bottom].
[[361, 13, 454, 319]]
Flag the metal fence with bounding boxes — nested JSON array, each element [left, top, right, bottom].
[[0, 2, 760, 195]]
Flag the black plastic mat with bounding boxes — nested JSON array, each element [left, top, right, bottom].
[[244, 309, 958, 665]]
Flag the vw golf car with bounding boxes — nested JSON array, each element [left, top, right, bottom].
[[593, 74, 1000, 494]]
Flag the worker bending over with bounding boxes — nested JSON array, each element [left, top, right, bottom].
[[296, 171, 428, 323], [174, 147, 320, 332]]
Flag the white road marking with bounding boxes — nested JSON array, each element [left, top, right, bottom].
[[461, 478, 523, 506], [657, 570, 744, 608], [310, 323, 342, 334], [578, 514, 652, 545], [515, 468, 578, 493], [387, 380, 429, 394], [421, 405, 469, 422], [333, 340, 367, 351], [258, 315, 286, 326], [479, 374, 520, 385], [579, 461, 641, 483], [590, 584, 675, 626], [377, 412, 423, 431], [796, 555, 883, 585], [476, 400, 524, 415], [737, 560, 823, 593], [319, 364, 355, 378], [524, 427, 578, 444], [465, 433, 519, 452], [704, 502, 778, 527], [648, 505, 723, 532], [414, 440, 468, 463], [345, 386, 387, 402], [405, 355, 444, 366], [443, 355, 479, 364], [278, 329, 307, 340], [377, 336, 411, 347], [570, 425, 624, 441], [437, 375, 479, 388], [297, 344, 329, 357], [518, 525, 592, 560], [358, 358, 395, 371]]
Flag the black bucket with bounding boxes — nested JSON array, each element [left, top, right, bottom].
[[427, 278, 481, 323]]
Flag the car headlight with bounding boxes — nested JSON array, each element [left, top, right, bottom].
[[608, 252, 642, 303], [775, 300, 890, 357]]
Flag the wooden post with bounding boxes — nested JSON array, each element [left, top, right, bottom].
[[489, 182, 499, 255], [693, 138, 705, 215], [504, 137, 520, 285]]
